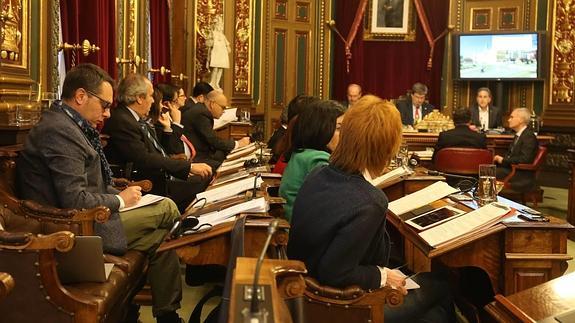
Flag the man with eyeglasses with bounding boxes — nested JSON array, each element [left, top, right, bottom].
[[103, 73, 212, 213], [16, 63, 185, 323], [182, 89, 250, 164]]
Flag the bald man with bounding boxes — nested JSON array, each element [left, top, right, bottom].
[[181, 90, 250, 164], [344, 84, 362, 110]]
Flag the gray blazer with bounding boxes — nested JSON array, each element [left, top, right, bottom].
[[16, 104, 126, 254]]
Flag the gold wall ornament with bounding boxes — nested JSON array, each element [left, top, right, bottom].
[[116, 54, 147, 73], [550, 0, 575, 104], [0, 0, 22, 61], [195, 0, 224, 81], [171, 73, 188, 81], [233, 0, 252, 95], [57, 39, 100, 56], [148, 66, 171, 75]]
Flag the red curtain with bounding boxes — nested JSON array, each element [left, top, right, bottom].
[[60, 0, 117, 79], [150, 0, 171, 84], [332, 0, 449, 107]]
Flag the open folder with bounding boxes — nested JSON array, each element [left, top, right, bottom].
[[388, 181, 459, 217]]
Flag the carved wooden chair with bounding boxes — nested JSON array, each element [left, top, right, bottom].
[[499, 146, 547, 207], [295, 277, 404, 323], [0, 148, 149, 322]]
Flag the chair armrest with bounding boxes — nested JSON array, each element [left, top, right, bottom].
[[112, 178, 153, 192], [304, 276, 364, 300], [0, 272, 15, 301], [103, 253, 131, 273], [0, 230, 31, 245], [303, 276, 404, 308], [512, 163, 537, 171]]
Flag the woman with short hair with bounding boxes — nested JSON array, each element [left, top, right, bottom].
[[287, 95, 454, 322]]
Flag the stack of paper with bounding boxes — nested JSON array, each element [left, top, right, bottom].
[[194, 175, 264, 205], [213, 108, 238, 130], [418, 202, 512, 247], [120, 194, 165, 212], [369, 166, 413, 187], [187, 197, 268, 233], [219, 153, 257, 168], [388, 181, 459, 216]]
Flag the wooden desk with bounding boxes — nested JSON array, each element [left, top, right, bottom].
[[485, 272, 575, 322], [216, 122, 252, 140], [383, 176, 573, 295], [403, 133, 554, 156], [158, 216, 289, 266]]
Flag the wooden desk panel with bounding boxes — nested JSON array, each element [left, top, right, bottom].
[[485, 272, 575, 322], [381, 176, 573, 296], [216, 122, 252, 140], [158, 217, 289, 266]]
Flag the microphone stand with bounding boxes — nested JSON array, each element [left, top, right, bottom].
[[246, 219, 279, 322]]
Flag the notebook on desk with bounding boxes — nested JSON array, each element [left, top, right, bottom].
[[56, 236, 113, 284]]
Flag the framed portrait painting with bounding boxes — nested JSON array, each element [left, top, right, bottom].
[[364, 0, 416, 41]]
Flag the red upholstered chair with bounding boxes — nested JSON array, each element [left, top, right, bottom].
[[499, 146, 547, 207], [433, 148, 494, 175]]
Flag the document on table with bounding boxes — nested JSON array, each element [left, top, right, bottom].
[[190, 197, 268, 231], [213, 108, 238, 129], [388, 181, 459, 216], [194, 175, 263, 205], [369, 165, 413, 187], [119, 194, 165, 212], [418, 202, 512, 247], [219, 153, 258, 168]]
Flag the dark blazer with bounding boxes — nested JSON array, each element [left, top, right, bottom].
[[181, 102, 235, 162], [470, 105, 503, 129], [16, 104, 125, 254], [497, 127, 539, 192], [433, 125, 487, 160], [155, 121, 186, 156], [102, 105, 191, 180], [395, 98, 434, 126]]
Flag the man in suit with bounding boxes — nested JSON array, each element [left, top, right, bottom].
[[342, 83, 362, 110], [396, 82, 434, 126], [16, 64, 184, 323], [103, 73, 212, 212], [470, 87, 503, 131], [494, 108, 539, 191], [181, 90, 250, 164], [433, 107, 487, 161], [183, 81, 213, 114]]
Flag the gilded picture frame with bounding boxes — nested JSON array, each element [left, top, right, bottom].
[[364, 0, 416, 41]]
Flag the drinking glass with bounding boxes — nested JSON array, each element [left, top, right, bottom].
[[477, 164, 497, 206]]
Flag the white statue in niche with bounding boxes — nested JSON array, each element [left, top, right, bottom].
[[206, 16, 231, 89]]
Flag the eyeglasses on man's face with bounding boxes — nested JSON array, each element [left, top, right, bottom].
[[84, 89, 112, 110]]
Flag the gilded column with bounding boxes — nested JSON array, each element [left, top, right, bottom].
[[550, 0, 575, 104]]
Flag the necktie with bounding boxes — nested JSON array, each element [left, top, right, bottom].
[[508, 135, 519, 155], [180, 134, 197, 160], [414, 106, 420, 122], [139, 120, 168, 157]]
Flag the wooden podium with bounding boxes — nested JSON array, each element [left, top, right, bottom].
[[228, 257, 307, 323]]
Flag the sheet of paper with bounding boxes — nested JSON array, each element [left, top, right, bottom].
[[388, 181, 458, 216], [226, 146, 258, 160], [195, 176, 263, 204], [369, 166, 413, 187], [213, 108, 238, 129], [104, 263, 114, 279], [120, 194, 165, 212], [229, 142, 257, 155], [191, 197, 268, 231], [418, 202, 511, 247], [220, 153, 258, 168]]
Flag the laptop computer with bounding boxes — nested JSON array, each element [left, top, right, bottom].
[[56, 235, 113, 284]]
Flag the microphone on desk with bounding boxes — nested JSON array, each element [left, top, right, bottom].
[[248, 219, 280, 318]]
